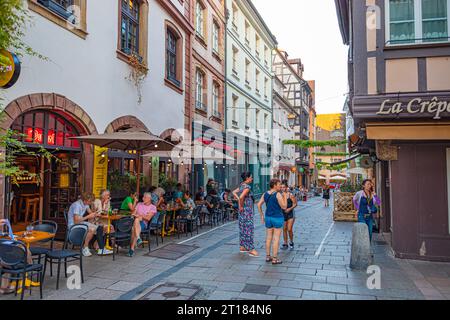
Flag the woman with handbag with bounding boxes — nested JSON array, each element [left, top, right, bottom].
[[353, 179, 381, 242]]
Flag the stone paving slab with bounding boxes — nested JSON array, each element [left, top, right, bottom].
[[2, 197, 450, 300]]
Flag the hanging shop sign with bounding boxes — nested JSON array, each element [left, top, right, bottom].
[[92, 146, 108, 198], [0, 50, 21, 88], [377, 97, 450, 120]]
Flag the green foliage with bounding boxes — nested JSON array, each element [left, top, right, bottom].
[[316, 162, 348, 171], [340, 182, 362, 193], [0, 0, 46, 66], [313, 152, 350, 157], [159, 173, 178, 192], [108, 170, 148, 193], [283, 140, 347, 148], [0, 0, 50, 181], [0, 130, 59, 184]]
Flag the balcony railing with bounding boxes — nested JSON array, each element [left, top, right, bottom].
[[195, 101, 207, 113], [212, 110, 221, 119]]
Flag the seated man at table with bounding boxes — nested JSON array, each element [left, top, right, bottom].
[[128, 192, 157, 257], [205, 189, 220, 216], [68, 193, 113, 257], [173, 183, 184, 205], [176, 192, 196, 233], [148, 186, 164, 209]]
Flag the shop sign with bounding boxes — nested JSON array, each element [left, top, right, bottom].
[[377, 97, 450, 120], [92, 146, 108, 198], [0, 50, 21, 88]]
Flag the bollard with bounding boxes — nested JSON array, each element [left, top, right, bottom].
[[350, 223, 373, 270]]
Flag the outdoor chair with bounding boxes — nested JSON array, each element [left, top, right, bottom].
[[148, 211, 165, 247], [175, 209, 191, 239], [186, 206, 201, 237], [140, 211, 164, 252], [108, 217, 133, 261], [0, 239, 44, 300], [43, 224, 88, 290], [29, 220, 58, 265]]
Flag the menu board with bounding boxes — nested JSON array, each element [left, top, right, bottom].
[[92, 146, 108, 198]]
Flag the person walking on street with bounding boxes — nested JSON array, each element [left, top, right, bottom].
[[233, 172, 258, 257], [323, 186, 331, 207], [353, 179, 381, 242], [257, 179, 287, 265], [281, 181, 298, 250]]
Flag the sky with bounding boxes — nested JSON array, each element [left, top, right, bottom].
[[252, 0, 349, 115]]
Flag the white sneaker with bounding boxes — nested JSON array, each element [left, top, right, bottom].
[[97, 248, 113, 256], [82, 247, 92, 257]]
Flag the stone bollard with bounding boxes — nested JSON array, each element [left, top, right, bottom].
[[350, 223, 373, 270]]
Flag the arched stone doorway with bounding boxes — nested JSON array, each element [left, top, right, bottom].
[[105, 116, 151, 202], [1, 93, 97, 237]]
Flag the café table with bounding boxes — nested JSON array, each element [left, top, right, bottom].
[[159, 205, 181, 237], [100, 214, 127, 250], [6, 230, 55, 293]]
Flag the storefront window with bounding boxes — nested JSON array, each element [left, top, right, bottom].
[[11, 111, 81, 149]]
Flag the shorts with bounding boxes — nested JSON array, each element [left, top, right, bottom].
[[81, 222, 99, 233], [265, 216, 284, 229], [283, 210, 295, 222], [140, 221, 148, 231]]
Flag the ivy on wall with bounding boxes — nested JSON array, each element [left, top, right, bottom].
[[283, 140, 347, 148]]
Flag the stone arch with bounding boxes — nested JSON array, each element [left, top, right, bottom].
[[1, 93, 98, 135], [105, 115, 150, 134], [160, 128, 183, 144]]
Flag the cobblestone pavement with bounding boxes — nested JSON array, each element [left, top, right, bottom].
[[2, 196, 450, 300]]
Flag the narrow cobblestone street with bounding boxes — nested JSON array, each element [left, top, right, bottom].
[[3, 195, 450, 300]]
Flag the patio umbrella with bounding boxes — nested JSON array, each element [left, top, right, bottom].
[[142, 144, 235, 163], [73, 128, 176, 195]]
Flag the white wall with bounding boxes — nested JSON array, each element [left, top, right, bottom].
[[4, 0, 186, 136], [225, 0, 274, 144]]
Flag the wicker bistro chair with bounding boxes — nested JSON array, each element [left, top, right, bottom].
[[108, 217, 134, 261], [29, 220, 58, 265], [140, 211, 165, 252], [0, 239, 45, 300], [43, 224, 88, 290]]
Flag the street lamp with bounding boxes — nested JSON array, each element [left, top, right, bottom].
[[288, 114, 296, 128]]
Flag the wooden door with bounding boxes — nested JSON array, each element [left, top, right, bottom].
[[45, 152, 81, 240]]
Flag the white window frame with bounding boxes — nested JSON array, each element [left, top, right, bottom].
[[232, 47, 238, 72], [385, 0, 450, 46], [195, 1, 204, 37], [232, 95, 238, 123], [447, 149, 450, 235], [196, 70, 204, 106], [245, 103, 250, 127], [212, 22, 219, 53], [212, 83, 219, 114]]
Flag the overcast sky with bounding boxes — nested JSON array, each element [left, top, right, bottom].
[[252, 0, 348, 115]]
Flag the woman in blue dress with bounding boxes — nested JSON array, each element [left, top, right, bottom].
[[233, 172, 258, 257]]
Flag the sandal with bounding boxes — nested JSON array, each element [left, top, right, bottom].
[[266, 255, 272, 262], [272, 257, 283, 265], [248, 250, 259, 257]]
